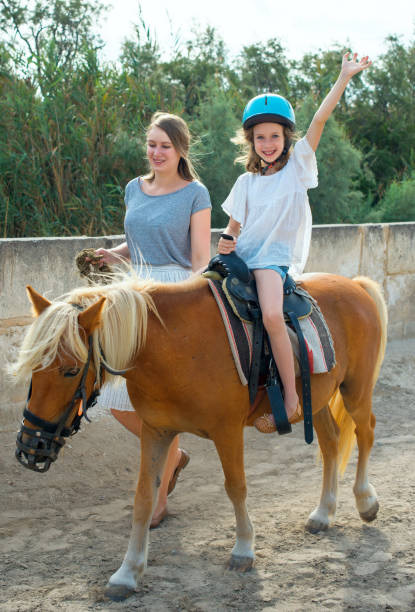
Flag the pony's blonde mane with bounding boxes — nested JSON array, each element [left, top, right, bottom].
[[10, 272, 161, 385]]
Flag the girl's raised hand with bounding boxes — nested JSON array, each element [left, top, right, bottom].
[[341, 52, 372, 79]]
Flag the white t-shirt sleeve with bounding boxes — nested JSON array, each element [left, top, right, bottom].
[[292, 136, 318, 190], [221, 174, 248, 226]]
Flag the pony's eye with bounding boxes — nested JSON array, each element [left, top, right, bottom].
[[63, 367, 80, 378]]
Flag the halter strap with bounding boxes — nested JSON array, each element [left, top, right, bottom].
[[22, 306, 129, 435], [16, 302, 131, 472], [22, 334, 96, 435]]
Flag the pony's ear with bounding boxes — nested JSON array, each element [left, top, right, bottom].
[[26, 285, 52, 317], [78, 296, 106, 335]]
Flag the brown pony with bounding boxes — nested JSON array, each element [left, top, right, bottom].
[[12, 271, 387, 600]]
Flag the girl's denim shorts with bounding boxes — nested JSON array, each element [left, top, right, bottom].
[[252, 265, 289, 281]]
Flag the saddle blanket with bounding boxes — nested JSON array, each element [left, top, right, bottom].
[[207, 279, 336, 386]]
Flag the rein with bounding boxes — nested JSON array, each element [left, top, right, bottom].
[[15, 304, 127, 472]]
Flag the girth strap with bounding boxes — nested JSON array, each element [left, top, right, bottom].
[[248, 308, 264, 404]]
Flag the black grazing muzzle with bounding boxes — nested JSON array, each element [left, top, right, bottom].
[[15, 335, 100, 473]]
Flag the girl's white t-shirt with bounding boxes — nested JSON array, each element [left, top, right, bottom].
[[222, 136, 318, 276]]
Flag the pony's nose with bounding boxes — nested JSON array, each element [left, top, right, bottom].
[[15, 427, 58, 472]]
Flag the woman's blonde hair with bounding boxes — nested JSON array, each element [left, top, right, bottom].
[[232, 124, 298, 174], [144, 112, 199, 182]]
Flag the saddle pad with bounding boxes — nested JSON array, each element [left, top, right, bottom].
[[207, 280, 336, 386], [208, 279, 252, 385]]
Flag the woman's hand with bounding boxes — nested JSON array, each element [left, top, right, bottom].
[[87, 248, 122, 267], [217, 235, 237, 255], [340, 52, 372, 80]]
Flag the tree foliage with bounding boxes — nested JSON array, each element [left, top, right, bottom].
[[0, 0, 414, 237], [296, 97, 372, 224], [366, 172, 415, 223]]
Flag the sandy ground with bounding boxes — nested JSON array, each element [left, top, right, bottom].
[[1, 338, 415, 612]]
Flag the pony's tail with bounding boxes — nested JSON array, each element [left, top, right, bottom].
[[328, 389, 356, 477], [329, 276, 388, 477], [353, 276, 388, 384]]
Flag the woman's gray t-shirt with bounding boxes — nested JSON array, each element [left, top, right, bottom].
[[124, 178, 211, 269]]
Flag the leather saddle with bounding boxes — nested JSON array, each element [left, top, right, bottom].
[[204, 252, 314, 444], [206, 252, 312, 321]]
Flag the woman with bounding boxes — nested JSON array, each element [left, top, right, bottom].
[[94, 112, 211, 527]]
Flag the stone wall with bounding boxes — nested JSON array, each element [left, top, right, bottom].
[[1, 223, 414, 423]]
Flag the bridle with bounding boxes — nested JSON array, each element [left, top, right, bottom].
[[15, 306, 127, 473]]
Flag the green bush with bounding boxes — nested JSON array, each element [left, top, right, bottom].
[[191, 83, 241, 227], [0, 0, 414, 236], [295, 97, 372, 224], [367, 173, 415, 223]]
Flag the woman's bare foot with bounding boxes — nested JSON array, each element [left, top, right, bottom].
[[149, 448, 190, 528], [167, 449, 190, 495], [150, 506, 168, 529]]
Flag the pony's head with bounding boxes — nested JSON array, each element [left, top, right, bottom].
[[15, 286, 106, 472], [12, 276, 158, 472]]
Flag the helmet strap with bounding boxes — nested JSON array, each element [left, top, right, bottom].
[[261, 160, 278, 175], [260, 145, 289, 175]]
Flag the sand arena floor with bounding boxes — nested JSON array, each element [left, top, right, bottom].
[[1, 338, 414, 611]]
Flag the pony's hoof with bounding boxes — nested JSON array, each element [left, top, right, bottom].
[[360, 500, 379, 522], [305, 518, 329, 533], [105, 584, 136, 601], [228, 554, 254, 572]]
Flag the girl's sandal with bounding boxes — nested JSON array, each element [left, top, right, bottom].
[[150, 507, 168, 529], [253, 413, 277, 433], [254, 403, 302, 434]]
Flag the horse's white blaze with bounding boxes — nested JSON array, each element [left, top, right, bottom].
[[108, 522, 149, 589]]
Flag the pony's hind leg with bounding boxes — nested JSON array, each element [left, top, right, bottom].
[[306, 405, 339, 533], [106, 425, 176, 600], [353, 409, 379, 522], [342, 388, 379, 522], [214, 426, 255, 571]]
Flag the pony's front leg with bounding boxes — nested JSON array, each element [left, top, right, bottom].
[[214, 426, 255, 571], [106, 425, 175, 600], [306, 405, 339, 533]]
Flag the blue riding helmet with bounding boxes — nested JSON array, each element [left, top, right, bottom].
[[242, 94, 295, 130]]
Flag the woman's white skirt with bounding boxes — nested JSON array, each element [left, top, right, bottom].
[[95, 264, 191, 413]]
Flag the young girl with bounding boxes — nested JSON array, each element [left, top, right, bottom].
[[218, 52, 372, 433], [93, 112, 211, 524]]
